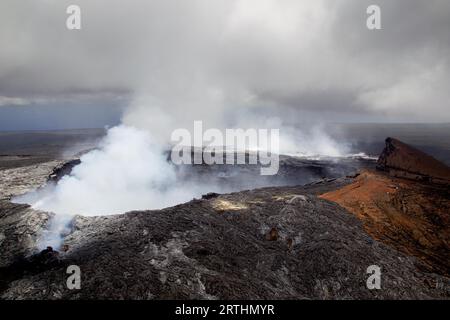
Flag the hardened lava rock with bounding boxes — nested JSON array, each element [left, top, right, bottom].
[[1, 184, 448, 299]]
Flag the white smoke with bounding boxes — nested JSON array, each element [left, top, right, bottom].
[[17, 122, 349, 212], [14, 125, 227, 248], [12, 0, 358, 249], [280, 126, 350, 158], [16, 121, 352, 249]]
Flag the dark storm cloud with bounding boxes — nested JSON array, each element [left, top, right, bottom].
[[0, 0, 449, 124]]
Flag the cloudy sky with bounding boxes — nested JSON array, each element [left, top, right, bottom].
[[0, 0, 449, 130]]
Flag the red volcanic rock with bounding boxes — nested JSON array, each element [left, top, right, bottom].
[[320, 170, 450, 276], [377, 137, 450, 184], [321, 138, 450, 276]]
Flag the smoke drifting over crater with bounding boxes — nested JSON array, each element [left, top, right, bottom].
[[5, 0, 450, 247], [16, 124, 350, 213], [15, 122, 353, 248]]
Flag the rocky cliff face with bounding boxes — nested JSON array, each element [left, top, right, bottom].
[[377, 137, 450, 184], [321, 138, 450, 278]]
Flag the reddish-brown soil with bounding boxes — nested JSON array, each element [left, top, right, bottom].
[[320, 170, 450, 276]]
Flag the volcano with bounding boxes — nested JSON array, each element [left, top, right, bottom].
[[0, 137, 449, 299]]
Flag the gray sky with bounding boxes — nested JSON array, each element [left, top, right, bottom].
[[1, 0, 449, 130]]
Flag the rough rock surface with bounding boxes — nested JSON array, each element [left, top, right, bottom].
[[377, 137, 450, 184], [0, 162, 56, 269], [322, 139, 449, 278], [0, 201, 51, 269], [0, 160, 63, 200], [320, 170, 450, 277], [47, 159, 81, 183], [1, 183, 448, 299]]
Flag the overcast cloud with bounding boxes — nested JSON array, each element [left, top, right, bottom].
[[0, 0, 449, 129]]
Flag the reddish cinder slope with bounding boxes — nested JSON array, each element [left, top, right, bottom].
[[320, 139, 450, 276]]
